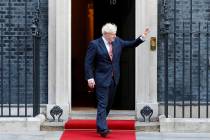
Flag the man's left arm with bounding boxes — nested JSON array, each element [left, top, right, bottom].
[[121, 27, 150, 48]]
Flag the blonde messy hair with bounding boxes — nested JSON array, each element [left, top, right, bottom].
[[101, 23, 117, 35]]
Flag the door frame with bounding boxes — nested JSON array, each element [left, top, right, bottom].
[[47, 0, 158, 120]]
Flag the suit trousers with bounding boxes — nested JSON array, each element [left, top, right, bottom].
[[96, 78, 117, 132]]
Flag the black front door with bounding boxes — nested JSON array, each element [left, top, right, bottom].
[[93, 0, 135, 110], [71, 0, 135, 110]]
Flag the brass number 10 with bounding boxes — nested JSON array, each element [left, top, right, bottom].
[[110, 0, 117, 5]]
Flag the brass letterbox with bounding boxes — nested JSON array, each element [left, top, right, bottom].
[[150, 37, 156, 51]]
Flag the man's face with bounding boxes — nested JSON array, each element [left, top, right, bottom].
[[104, 32, 116, 43]]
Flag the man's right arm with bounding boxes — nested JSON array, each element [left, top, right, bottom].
[[84, 42, 96, 88]]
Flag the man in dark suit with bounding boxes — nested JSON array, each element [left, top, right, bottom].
[[85, 23, 150, 137]]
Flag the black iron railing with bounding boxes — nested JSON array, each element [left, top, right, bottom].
[[0, 0, 41, 117], [31, 3, 41, 117], [161, 23, 210, 118], [160, 0, 210, 118]]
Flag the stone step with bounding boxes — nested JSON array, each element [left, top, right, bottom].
[[41, 121, 65, 131], [40, 121, 160, 132], [136, 122, 160, 132], [41, 109, 159, 131]]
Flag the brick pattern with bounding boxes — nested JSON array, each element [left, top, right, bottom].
[[158, 0, 210, 102], [0, 0, 48, 104]]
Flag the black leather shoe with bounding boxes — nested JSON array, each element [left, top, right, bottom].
[[97, 129, 111, 134], [99, 130, 109, 137]]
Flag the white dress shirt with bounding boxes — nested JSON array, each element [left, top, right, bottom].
[[102, 36, 111, 53]]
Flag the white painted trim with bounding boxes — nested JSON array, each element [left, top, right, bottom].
[[48, 0, 158, 120], [48, 0, 56, 104], [135, 0, 158, 119], [47, 0, 71, 120]]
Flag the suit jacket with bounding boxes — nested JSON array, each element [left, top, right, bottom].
[[85, 36, 144, 87]]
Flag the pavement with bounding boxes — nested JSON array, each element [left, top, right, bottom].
[[0, 131, 210, 140], [137, 132, 210, 140]]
